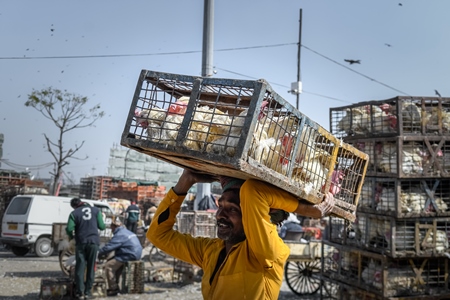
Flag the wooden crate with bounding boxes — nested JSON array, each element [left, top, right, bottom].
[[330, 96, 450, 139], [328, 214, 450, 258], [351, 136, 450, 178], [121, 70, 369, 222], [358, 177, 450, 218], [322, 241, 450, 298]]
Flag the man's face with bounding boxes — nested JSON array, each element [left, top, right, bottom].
[[216, 189, 246, 244]]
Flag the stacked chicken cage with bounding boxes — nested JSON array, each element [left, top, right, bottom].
[[323, 96, 450, 299], [121, 70, 369, 222]]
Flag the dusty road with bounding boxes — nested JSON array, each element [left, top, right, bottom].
[[0, 245, 327, 299]]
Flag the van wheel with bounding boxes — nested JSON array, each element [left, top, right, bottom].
[[35, 237, 54, 257], [11, 246, 29, 256]]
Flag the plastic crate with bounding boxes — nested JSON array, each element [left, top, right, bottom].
[[121, 70, 369, 222], [358, 177, 450, 218], [330, 96, 450, 139], [351, 136, 450, 178], [328, 214, 450, 258], [322, 241, 450, 298]]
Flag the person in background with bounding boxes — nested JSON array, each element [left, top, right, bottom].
[[125, 200, 140, 233], [278, 212, 303, 240], [98, 217, 143, 296], [66, 198, 106, 300], [145, 199, 158, 226], [147, 169, 335, 299]]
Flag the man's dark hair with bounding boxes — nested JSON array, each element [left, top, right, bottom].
[[70, 198, 82, 209]]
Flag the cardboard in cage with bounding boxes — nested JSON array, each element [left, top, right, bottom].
[[121, 70, 369, 222]]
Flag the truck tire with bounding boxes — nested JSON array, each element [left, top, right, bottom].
[[11, 246, 29, 256], [34, 237, 54, 257]]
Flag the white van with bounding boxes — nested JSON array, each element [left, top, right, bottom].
[[0, 195, 115, 257]]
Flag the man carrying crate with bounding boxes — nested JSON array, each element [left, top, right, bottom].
[[147, 169, 335, 300]]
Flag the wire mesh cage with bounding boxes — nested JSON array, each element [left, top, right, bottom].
[[358, 177, 450, 218], [351, 136, 450, 178], [121, 70, 369, 221], [330, 96, 450, 139], [328, 214, 450, 258], [177, 211, 217, 238], [322, 241, 450, 298]]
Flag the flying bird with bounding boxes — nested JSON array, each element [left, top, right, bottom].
[[344, 59, 361, 65], [399, 3, 403, 6], [435, 90, 442, 97], [384, 43, 392, 47]]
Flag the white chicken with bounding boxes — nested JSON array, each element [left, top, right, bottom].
[[336, 107, 365, 134]]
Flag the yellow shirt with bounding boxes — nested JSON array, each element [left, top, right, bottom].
[[147, 179, 300, 300]]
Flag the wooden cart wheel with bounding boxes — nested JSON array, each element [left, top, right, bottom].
[[148, 245, 167, 266], [59, 249, 74, 276], [284, 259, 321, 296]]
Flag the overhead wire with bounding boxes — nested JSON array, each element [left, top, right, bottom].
[[215, 67, 352, 104], [0, 159, 54, 170], [0, 42, 408, 101], [301, 45, 411, 96]]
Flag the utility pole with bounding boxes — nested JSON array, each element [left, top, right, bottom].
[[195, 0, 214, 210], [291, 8, 303, 109]]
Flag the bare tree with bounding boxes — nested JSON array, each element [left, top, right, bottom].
[[25, 87, 104, 195]]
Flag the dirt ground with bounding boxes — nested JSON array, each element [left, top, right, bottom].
[[0, 245, 324, 300]]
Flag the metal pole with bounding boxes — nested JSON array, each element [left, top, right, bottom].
[[202, 0, 214, 77], [296, 8, 302, 110], [196, 0, 214, 210]]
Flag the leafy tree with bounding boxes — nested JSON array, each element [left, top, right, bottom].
[[25, 87, 104, 195]]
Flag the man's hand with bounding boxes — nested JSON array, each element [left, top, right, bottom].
[[173, 169, 218, 195], [313, 193, 336, 217]]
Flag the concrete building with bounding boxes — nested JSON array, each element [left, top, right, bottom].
[[107, 144, 182, 188]]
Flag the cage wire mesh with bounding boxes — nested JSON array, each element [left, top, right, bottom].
[[330, 96, 450, 139], [323, 241, 450, 298]]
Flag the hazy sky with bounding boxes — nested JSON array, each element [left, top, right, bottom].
[[1, 0, 449, 182]]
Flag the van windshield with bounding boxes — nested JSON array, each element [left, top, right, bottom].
[[6, 197, 32, 215]]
